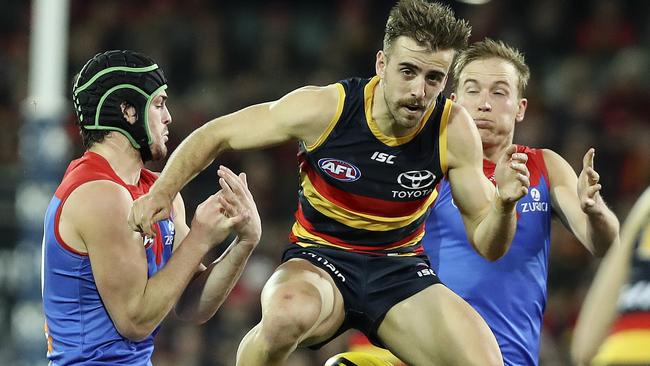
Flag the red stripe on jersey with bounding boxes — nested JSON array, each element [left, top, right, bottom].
[[611, 312, 650, 334], [303, 162, 428, 217], [153, 224, 163, 265]]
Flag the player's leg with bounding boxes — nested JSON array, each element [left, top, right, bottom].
[[236, 258, 345, 366], [377, 284, 503, 366]]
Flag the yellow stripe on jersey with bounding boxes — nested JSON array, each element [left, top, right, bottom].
[[291, 221, 342, 248], [592, 330, 650, 365], [300, 172, 438, 231], [363, 76, 435, 147], [306, 83, 346, 151], [439, 99, 452, 175], [291, 221, 425, 252]]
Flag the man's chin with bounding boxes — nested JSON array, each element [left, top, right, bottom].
[[396, 112, 421, 127], [150, 148, 167, 161]]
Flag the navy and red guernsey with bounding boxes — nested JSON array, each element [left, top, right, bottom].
[[41, 152, 175, 365], [289, 76, 452, 255]]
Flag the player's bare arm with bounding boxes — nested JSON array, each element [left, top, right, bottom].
[[129, 84, 341, 236], [176, 168, 262, 324], [543, 148, 619, 256], [446, 103, 529, 260], [62, 180, 239, 340], [571, 187, 649, 365]]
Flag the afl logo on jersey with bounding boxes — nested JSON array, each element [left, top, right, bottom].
[[318, 158, 361, 182]]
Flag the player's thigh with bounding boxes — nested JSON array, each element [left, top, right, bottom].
[[377, 284, 502, 366], [260, 258, 345, 343]]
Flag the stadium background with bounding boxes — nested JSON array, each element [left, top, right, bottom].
[[0, 0, 648, 364]]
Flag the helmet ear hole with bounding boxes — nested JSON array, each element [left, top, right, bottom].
[[120, 102, 138, 124]]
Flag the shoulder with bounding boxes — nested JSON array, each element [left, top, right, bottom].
[[445, 102, 481, 168], [447, 102, 473, 128], [65, 180, 134, 227], [272, 84, 342, 116], [446, 102, 480, 143], [272, 83, 345, 144], [541, 148, 572, 174], [541, 148, 577, 188]]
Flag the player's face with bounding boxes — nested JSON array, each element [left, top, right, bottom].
[[453, 57, 527, 149], [377, 37, 454, 129], [147, 91, 172, 160]]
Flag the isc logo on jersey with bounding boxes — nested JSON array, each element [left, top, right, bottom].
[[318, 158, 361, 182]]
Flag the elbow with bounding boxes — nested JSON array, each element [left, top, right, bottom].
[[592, 235, 620, 258], [593, 247, 608, 258], [174, 309, 203, 325], [473, 241, 508, 261], [192, 313, 213, 325], [114, 319, 156, 342], [175, 309, 216, 326], [174, 302, 216, 326], [483, 249, 506, 262]]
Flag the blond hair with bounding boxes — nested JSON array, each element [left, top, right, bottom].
[[383, 0, 471, 54], [453, 38, 530, 96]]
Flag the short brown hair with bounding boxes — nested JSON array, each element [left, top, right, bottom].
[[383, 0, 471, 53], [453, 38, 530, 96]]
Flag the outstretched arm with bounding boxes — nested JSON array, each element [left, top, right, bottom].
[[175, 167, 262, 323], [446, 104, 529, 261], [544, 148, 619, 257], [571, 187, 650, 365], [129, 84, 341, 236]]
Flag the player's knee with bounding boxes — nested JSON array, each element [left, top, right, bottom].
[[259, 285, 324, 351]]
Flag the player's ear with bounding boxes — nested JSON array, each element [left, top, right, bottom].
[[450, 93, 458, 102], [515, 98, 528, 123], [120, 102, 138, 124], [376, 50, 386, 79]]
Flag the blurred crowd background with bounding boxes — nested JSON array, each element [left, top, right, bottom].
[[0, 0, 649, 365]]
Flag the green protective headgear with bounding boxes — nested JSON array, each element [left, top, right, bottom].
[[72, 50, 168, 161]]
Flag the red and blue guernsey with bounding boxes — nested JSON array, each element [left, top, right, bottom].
[[289, 76, 451, 255], [41, 152, 175, 365], [424, 146, 551, 366]]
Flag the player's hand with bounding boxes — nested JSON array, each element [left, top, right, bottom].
[[494, 145, 530, 204], [216, 166, 262, 247], [129, 189, 174, 237], [189, 191, 238, 249], [578, 148, 604, 215]]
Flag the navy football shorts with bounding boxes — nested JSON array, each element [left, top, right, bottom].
[[281, 243, 442, 348]]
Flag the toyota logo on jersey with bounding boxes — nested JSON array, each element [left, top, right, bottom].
[[397, 170, 435, 190], [318, 158, 361, 182]]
